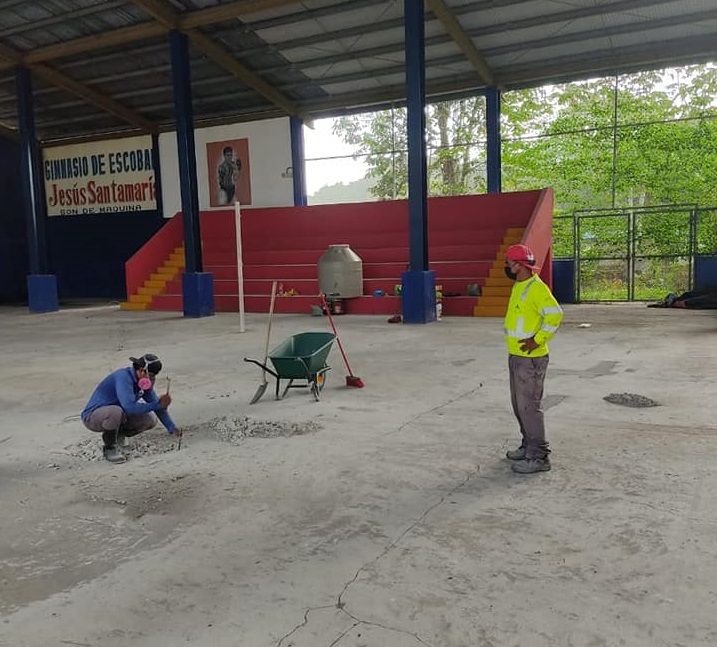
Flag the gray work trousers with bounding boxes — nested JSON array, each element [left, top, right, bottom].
[[83, 405, 156, 448], [508, 354, 550, 459]]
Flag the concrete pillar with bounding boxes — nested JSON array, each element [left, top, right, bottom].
[[401, 0, 435, 324], [16, 66, 58, 313], [290, 116, 307, 206], [486, 85, 502, 194], [169, 29, 214, 317]]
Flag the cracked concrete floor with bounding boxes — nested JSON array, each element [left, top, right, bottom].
[[0, 303, 715, 647]]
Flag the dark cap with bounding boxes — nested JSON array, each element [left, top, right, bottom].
[[129, 353, 163, 376]]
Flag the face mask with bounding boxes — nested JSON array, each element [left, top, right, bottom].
[[138, 376, 152, 391], [504, 265, 518, 280]]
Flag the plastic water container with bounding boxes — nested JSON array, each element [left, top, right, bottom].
[[318, 244, 363, 298]]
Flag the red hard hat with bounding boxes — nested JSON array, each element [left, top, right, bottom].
[[506, 244, 540, 270]]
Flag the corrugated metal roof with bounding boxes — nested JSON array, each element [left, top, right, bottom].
[[0, 0, 714, 143]]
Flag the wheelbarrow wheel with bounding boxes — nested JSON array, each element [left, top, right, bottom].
[[310, 381, 320, 401], [316, 371, 327, 392]]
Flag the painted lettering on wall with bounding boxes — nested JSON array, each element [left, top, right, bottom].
[[43, 135, 157, 216]]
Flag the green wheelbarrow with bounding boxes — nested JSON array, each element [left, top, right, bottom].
[[244, 332, 336, 402]]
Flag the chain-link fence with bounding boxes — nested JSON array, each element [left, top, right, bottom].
[[553, 205, 716, 301]]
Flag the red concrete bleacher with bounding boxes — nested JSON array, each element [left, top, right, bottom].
[[123, 189, 554, 317]]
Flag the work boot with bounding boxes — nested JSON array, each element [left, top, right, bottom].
[[506, 446, 526, 461], [103, 445, 126, 464], [511, 457, 551, 474]]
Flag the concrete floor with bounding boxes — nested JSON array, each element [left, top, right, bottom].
[[0, 302, 715, 647]]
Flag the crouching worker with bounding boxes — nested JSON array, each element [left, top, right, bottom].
[[81, 354, 182, 463]]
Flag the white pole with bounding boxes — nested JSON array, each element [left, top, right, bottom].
[[234, 201, 246, 333]]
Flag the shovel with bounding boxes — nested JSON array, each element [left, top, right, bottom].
[[250, 281, 278, 404]]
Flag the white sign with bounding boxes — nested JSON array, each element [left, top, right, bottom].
[[43, 135, 157, 216]]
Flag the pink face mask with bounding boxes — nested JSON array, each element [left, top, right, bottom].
[[138, 376, 152, 391]]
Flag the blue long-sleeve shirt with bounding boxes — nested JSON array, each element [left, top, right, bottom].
[[81, 367, 177, 433]]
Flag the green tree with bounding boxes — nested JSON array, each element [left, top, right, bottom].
[[329, 64, 717, 263], [332, 98, 486, 199]]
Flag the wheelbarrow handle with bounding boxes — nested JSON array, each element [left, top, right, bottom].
[[243, 357, 279, 379]]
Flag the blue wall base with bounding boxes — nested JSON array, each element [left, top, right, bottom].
[[182, 272, 214, 318], [27, 274, 58, 313], [552, 259, 576, 304], [401, 270, 436, 324], [695, 255, 717, 291]]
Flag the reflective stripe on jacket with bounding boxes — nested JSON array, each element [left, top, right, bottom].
[[504, 274, 563, 357]]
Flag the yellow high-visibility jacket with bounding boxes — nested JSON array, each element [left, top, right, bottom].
[[504, 274, 563, 357]]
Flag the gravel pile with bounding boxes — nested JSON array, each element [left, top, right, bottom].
[[66, 432, 179, 461], [201, 415, 322, 445], [603, 392, 661, 408]]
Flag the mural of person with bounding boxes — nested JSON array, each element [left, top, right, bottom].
[[217, 146, 242, 205]]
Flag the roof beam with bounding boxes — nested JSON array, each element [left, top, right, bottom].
[[181, 0, 303, 28], [0, 2, 124, 38], [22, 22, 167, 67], [281, 54, 470, 91], [300, 74, 488, 116], [263, 5, 717, 79], [131, 0, 298, 116], [0, 0, 683, 73], [208, 0, 388, 31], [130, 0, 179, 28], [0, 40, 157, 133], [14, 0, 302, 67], [0, 122, 18, 140], [186, 30, 297, 115], [500, 34, 717, 88], [32, 65, 157, 132], [426, 0, 494, 86]]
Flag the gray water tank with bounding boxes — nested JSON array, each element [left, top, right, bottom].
[[318, 244, 363, 298]]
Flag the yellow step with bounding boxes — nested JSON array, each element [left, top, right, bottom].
[[475, 296, 510, 307], [120, 301, 149, 311], [138, 285, 164, 296], [485, 277, 514, 288], [150, 273, 170, 283], [481, 286, 512, 297], [165, 259, 184, 269], [169, 253, 184, 262], [506, 227, 524, 236], [473, 304, 508, 317], [129, 293, 153, 304], [145, 279, 166, 288], [489, 267, 508, 279], [156, 266, 178, 276]]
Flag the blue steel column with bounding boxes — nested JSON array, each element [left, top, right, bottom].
[[289, 116, 307, 206], [401, 0, 435, 324], [16, 66, 58, 313], [169, 29, 214, 317], [151, 133, 164, 217], [486, 85, 502, 194]]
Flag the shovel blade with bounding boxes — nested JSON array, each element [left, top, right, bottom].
[[250, 381, 268, 404]]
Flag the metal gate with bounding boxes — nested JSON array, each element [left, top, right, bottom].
[[555, 204, 702, 301]]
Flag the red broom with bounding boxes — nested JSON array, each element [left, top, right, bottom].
[[320, 294, 365, 388]]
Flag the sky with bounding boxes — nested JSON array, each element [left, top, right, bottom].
[[302, 118, 367, 196]]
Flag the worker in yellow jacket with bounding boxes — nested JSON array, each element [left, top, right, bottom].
[[503, 244, 563, 474]]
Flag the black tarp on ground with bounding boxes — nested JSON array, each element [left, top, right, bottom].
[[648, 289, 717, 309]]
